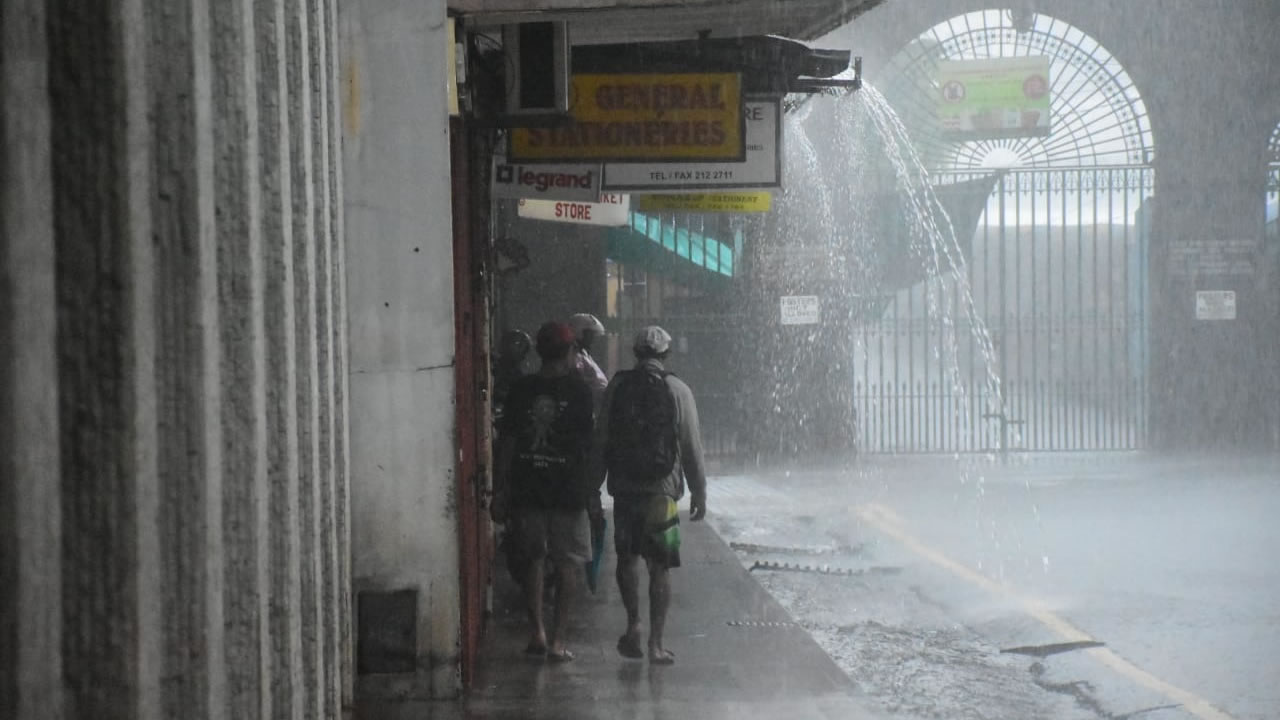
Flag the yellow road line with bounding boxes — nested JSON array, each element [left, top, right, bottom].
[[854, 503, 1237, 720]]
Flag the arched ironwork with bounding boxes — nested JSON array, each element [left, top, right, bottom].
[[880, 9, 1154, 170], [1268, 121, 1280, 166]]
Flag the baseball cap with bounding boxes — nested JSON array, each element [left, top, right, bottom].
[[535, 321, 576, 360], [568, 313, 606, 337], [633, 325, 672, 355]]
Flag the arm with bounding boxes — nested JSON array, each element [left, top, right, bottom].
[[588, 375, 618, 495], [491, 383, 522, 523], [673, 380, 708, 520], [491, 433, 516, 523]]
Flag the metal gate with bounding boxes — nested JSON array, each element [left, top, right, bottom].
[[853, 166, 1154, 452]]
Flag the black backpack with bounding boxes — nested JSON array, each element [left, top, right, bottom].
[[606, 369, 679, 483]]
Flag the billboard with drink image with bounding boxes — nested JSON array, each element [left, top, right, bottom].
[[936, 56, 1051, 140]]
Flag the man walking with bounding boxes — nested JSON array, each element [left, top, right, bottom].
[[492, 321, 594, 662], [568, 312, 609, 407], [592, 325, 707, 665]]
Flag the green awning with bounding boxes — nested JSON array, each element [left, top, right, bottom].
[[606, 213, 737, 282]]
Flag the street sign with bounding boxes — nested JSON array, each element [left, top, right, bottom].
[[1195, 290, 1236, 320], [517, 193, 630, 226], [780, 295, 821, 325], [937, 57, 1051, 139], [509, 73, 745, 162], [491, 156, 601, 202], [603, 100, 780, 191], [635, 191, 771, 213]]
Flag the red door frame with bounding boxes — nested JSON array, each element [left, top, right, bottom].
[[450, 114, 494, 686]]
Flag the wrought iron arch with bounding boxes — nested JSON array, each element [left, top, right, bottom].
[[1268, 121, 1280, 166], [880, 9, 1154, 170]]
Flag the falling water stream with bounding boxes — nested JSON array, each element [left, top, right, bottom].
[[771, 84, 1048, 581]]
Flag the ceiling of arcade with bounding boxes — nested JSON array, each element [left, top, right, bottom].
[[447, 0, 887, 44]]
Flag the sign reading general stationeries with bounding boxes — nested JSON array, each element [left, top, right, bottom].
[[510, 73, 745, 163]]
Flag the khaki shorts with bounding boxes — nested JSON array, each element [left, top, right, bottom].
[[513, 507, 591, 567]]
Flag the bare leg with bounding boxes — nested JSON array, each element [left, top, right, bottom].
[[548, 560, 577, 656], [524, 555, 547, 652], [615, 553, 644, 657], [647, 559, 673, 664]]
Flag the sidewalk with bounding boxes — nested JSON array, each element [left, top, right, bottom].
[[360, 512, 885, 719]]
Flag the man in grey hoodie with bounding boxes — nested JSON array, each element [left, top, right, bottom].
[[591, 325, 707, 665]]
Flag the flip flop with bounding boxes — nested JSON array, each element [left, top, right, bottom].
[[547, 648, 575, 663], [616, 633, 644, 659], [649, 648, 675, 665]]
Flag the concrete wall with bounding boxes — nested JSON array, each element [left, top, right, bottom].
[[341, 0, 463, 700], [0, 0, 351, 717]]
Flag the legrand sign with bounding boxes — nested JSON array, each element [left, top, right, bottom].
[[509, 73, 744, 163], [635, 191, 771, 213], [491, 156, 601, 202], [517, 193, 630, 226], [603, 100, 779, 191], [937, 57, 1051, 140]]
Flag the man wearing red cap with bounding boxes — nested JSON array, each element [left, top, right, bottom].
[[491, 321, 594, 662]]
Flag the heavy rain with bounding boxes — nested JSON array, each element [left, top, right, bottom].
[[3, 1, 1277, 720]]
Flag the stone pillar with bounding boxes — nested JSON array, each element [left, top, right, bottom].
[[0, 0, 62, 717], [256, 0, 308, 714], [210, 0, 271, 716]]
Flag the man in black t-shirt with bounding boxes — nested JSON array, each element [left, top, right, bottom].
[[492, 321, 593, 662]]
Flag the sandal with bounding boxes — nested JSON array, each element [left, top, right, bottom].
[[616, 633, 644, 659], [547, 648, 575, 663], [649, 648, 675, 665]]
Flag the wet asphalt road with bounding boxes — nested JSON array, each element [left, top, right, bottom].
[[706, 453, 1280, 720]]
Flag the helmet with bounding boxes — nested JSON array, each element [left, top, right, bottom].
[[498, 329, 531, 360], [568, 313, 606, 339]]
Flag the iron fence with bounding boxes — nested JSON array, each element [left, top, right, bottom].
[[853, 166, 1155, 452]]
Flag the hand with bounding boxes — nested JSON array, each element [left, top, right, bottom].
[[690, 494, 707, 522]]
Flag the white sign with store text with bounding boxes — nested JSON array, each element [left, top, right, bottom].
[[517, 193, 630, 226], [780, 295, 821, 325], [1195, 290, 1236, 320], [602, 100, 780, 191]]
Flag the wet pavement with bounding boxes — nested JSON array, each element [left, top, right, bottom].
[[357, 514, 888, 720], [707, 452, 1280, 720]]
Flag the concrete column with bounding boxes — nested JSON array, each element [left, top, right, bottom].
[[0, 0, 61, 717], [284, 0, 327, 715], [306, 0, 343, 714], [326, 0, 355, 704], [256, 0, 306, 715], [210, 0, 270, 716], [39, 0, 163, 718], [144, 0, 229, 716], [342, 0, 462, 700]]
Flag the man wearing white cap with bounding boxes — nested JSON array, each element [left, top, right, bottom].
[[591, 325, 707, 665]]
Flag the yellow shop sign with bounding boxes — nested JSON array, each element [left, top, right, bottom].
[[635, 191, 771, 213], [510, 73, 744, 162]]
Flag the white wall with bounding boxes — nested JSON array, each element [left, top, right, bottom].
[[342, 0, 462, 699]]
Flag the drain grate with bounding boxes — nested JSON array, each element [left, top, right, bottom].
[[749, 560, 902, 577], [726, 619, 802, 628], [1001, 640, 1106, 658], [730, 541, 864, 557]]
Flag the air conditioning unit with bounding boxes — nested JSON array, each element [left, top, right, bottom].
[[501, 21, 570, 116]]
